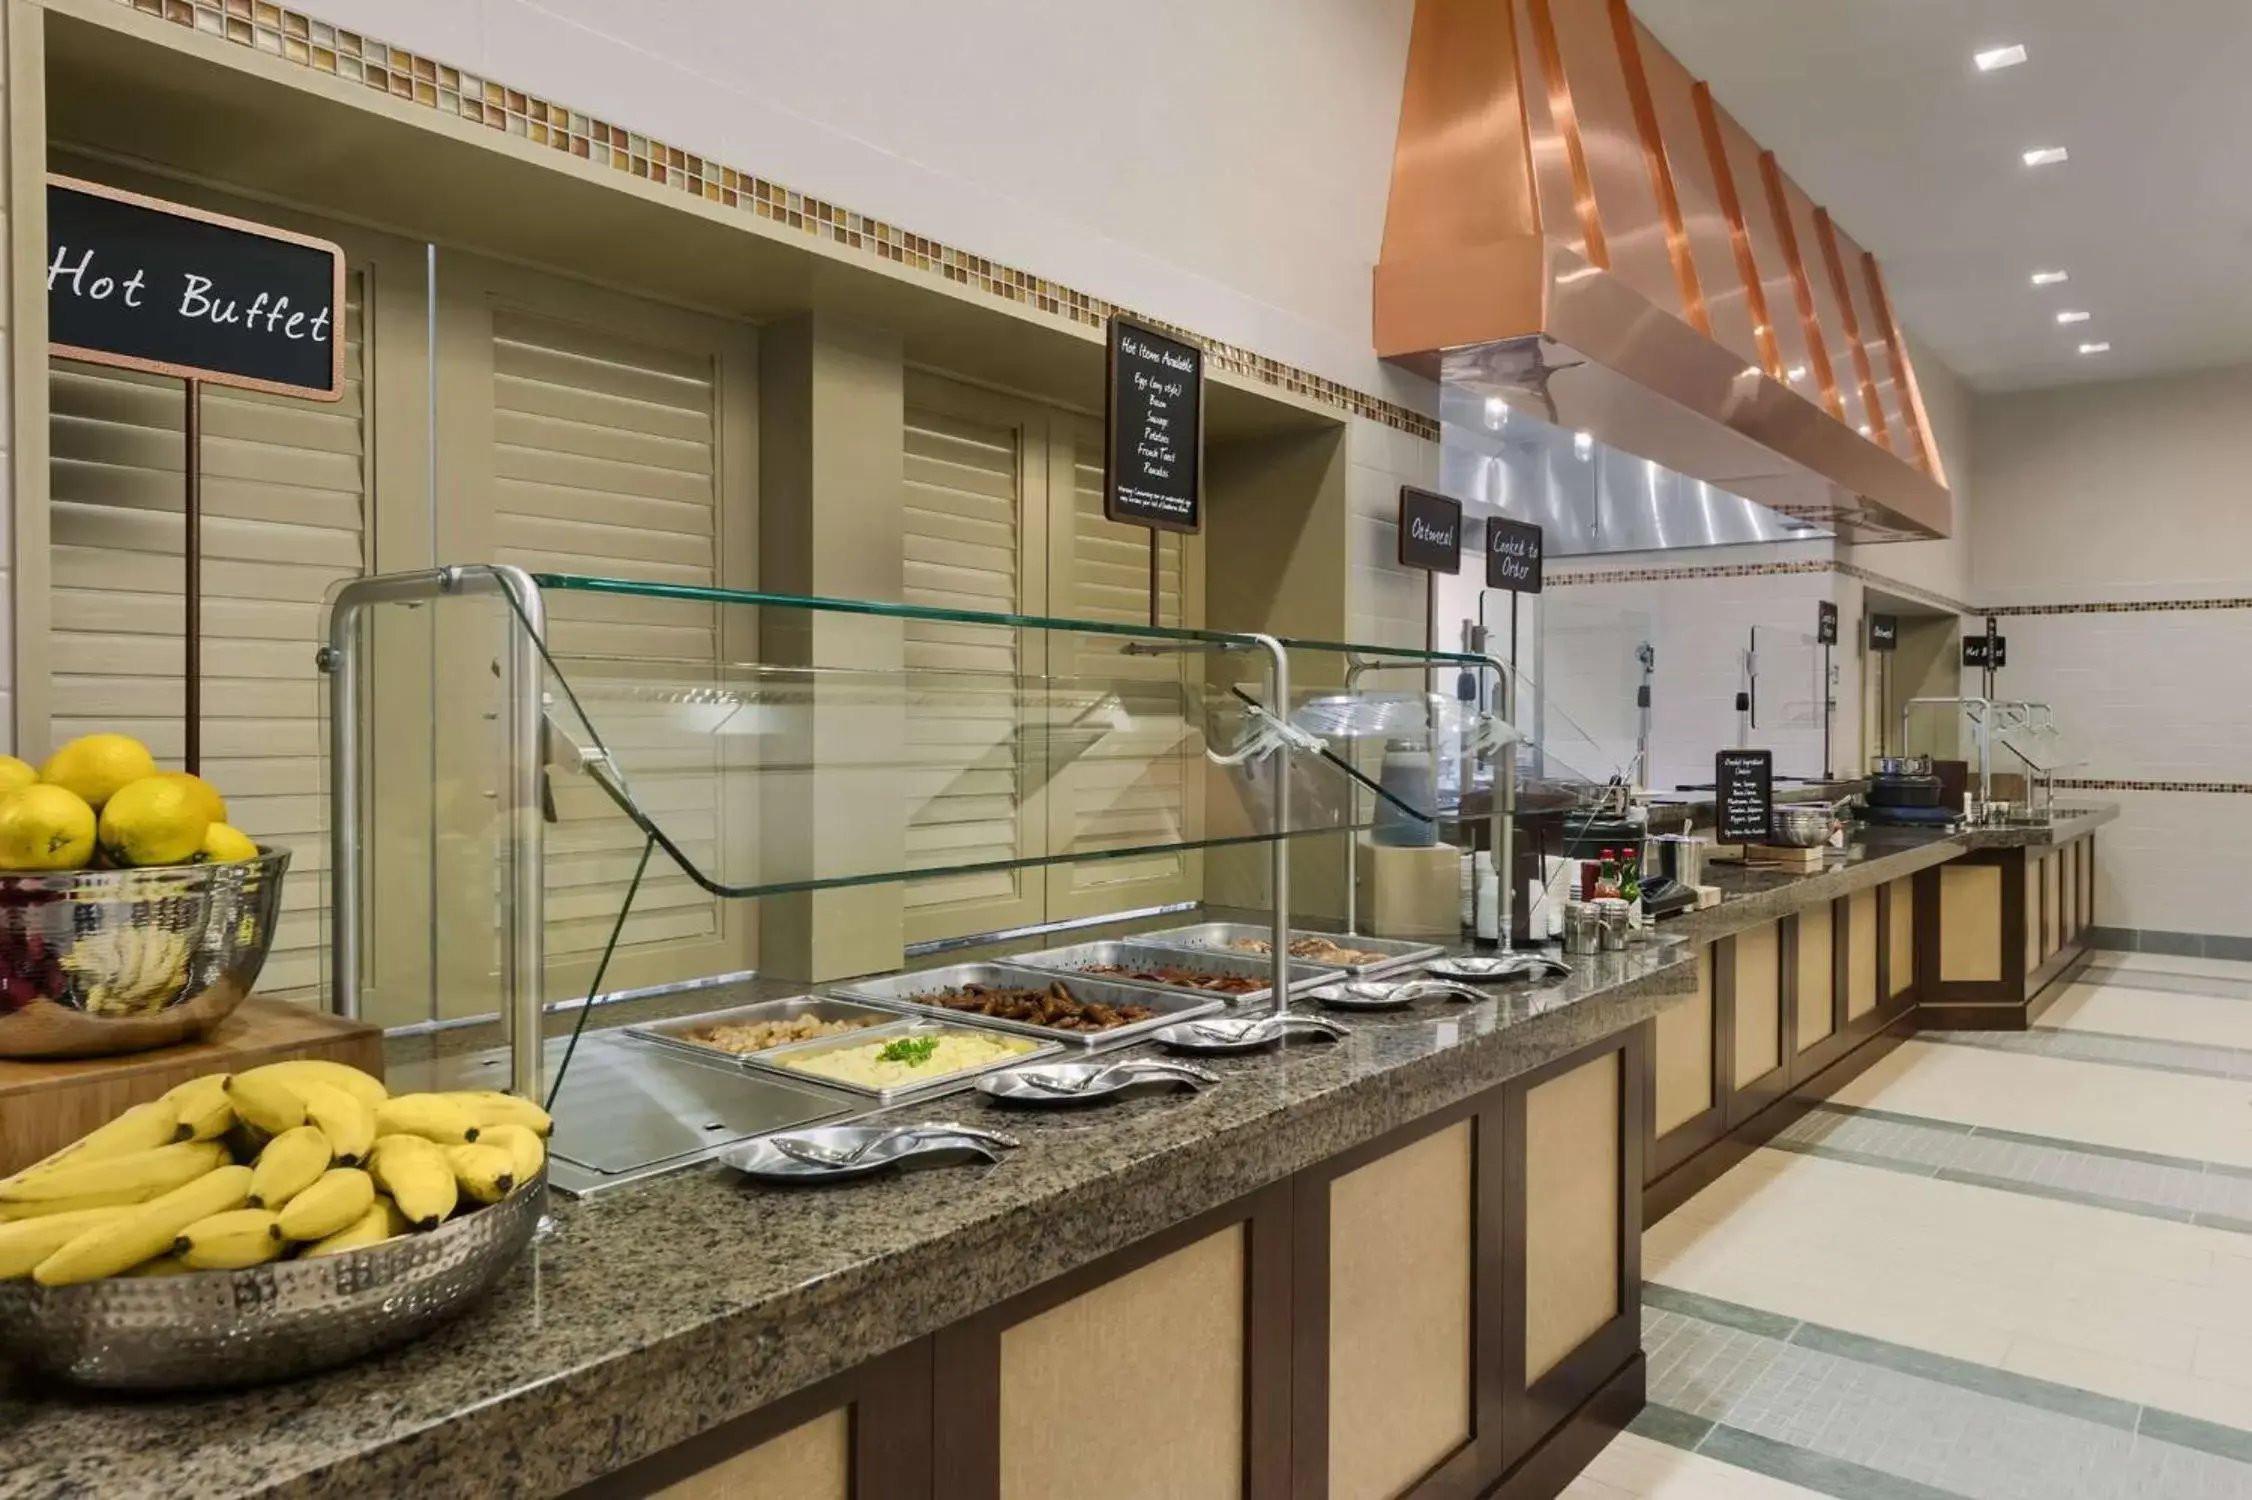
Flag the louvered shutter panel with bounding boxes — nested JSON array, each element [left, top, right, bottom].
[[899, 394, 1039, 935], [48, 273, 369, 998], [485, 309, 732, 964], [1048, 416, 1200, 912]]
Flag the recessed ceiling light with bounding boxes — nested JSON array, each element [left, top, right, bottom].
[[1572, 430, 1594, 460], [2078, 342, 2111, 355], [2056, 310, 2091, 325], [2029, 270, 2069, 286], [2023, 146, 2069, 168], [1484, 396, 1509, 427], [1975, 44, 2028, 72], [1786, 365, 1808, 383]]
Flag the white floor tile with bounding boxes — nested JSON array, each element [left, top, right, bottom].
[[1825, 1038, 2252, 1167], [2042, 982, 2252, 1050], [1563, 1432, 1827, 1500]]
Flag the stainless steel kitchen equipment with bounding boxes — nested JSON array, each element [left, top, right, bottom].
[[827, 963, 1221, 1048], [1004, 940, 1342, 1006], [1151, 1013, 1351, 1054], [626, 995, 908, 1061], [1133, 921, 1443, 976], [1768, 804, 1838, 847], [0, 1169, 546, 1390], [1562, 904, 1601, 956], [739, 1019, 1062, 1105], [721, 1124, 1018, 1182], [975, 1059, 1217, 1105]]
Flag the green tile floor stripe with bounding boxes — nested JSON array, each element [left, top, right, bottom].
[[1786, 1320, 2143, 1432], [1623, 1400, 1715, 1451], [1640, 1281, 1801, 1340], [1695, 1422, 1974, 1500]]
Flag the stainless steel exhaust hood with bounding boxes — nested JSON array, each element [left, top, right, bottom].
[[1375, 0, 1951, 544]]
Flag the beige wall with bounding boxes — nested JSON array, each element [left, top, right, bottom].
[[1971, 362, 2252, 938]]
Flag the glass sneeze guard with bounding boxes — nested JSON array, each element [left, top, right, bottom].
[[321, 567, 1515, 1097]]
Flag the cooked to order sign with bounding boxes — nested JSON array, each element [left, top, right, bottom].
[[46, 176, 345, 402]]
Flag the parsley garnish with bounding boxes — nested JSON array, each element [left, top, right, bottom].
[[878, 1036, 941, 1067]]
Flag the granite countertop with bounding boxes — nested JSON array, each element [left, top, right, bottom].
[[0, 945, 1697, 1499], [0, 810, 2118, 1497]]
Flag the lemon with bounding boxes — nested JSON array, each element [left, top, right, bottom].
[[41, 734, 157, 810], [0, 784, 96, 870], [0, 757, 35, 795], [96, 776, 211, 868], [157, 771, 227, 827], [198, 823, 259, 863]]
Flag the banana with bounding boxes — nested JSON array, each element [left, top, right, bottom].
[[161, 1074, 234, 1142], [0, 1206, 131, 1279], [224, 1071, 306, 1137], [296, 1081, 375, 1165], [235, 1060, 387, 1111], [478, 1123, 547, 1185], [247, 1125, 331, 1210], [373, 1094, 480, 1146], [301, 1197, 404, 1258], [444, 1143, 516, 1206], [449, 1091, 553, 1139], [275, 1168, 375, 1241], [0, 1141, 226, 1216], [174, 1208, 285, 1270], [34, 1165, 252, 1285], [367, 1135, 457, 1230], [128, 1253, 194, 1277], [0, 1100, 184, 1193]]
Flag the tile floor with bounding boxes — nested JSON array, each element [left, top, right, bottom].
[[1566, 951, 2252, 1499]]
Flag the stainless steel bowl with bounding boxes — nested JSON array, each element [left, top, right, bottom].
[[1769, 806, 1835, 848], [0, 1170, 545, 1390], [0, 848, 288, 1058]]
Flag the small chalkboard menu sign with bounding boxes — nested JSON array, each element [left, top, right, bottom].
[[1816, 600, 1839, 646], [1715, 749, 1774, 845], [1104, 314, 1203, 533], [1485, 516, 1543, 593], [1868, 614, 1899, 652], [1962, 635, 2006, 669], [1396, 486, 1463, 573], [46, 176, 344, 401]]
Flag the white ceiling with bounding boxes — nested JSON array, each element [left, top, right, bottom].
[[1631, 0, 2252, 392]]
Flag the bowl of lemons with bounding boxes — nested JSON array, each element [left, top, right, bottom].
[[0, 733, 287, 1059], [0, 1063, 550, 1389]]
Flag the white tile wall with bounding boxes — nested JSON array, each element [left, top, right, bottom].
[[1346, 419, 1440, 652]]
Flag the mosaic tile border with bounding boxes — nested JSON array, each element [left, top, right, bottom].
[[1991, 597, 2252, 616], [2055, 778, 2252, 795], [1547, 556, 1977, 618], [111, 0, 1442, 445]]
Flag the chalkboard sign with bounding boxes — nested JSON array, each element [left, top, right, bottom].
[[1103, 314, 1202, 533], [1484, 516, 1544, 593], [1962, 635, 2007, 669], [1816, 600, 1839, 646], [47, 176, 344, 401], [1716, 749, 1774, 845], [1396, 486, 1463, 573], [1868, 614, 1899, 652]]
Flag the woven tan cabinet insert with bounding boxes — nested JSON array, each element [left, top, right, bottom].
[[1327, 1120, 1473, 1500]]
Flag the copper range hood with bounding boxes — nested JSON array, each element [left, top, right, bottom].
[[1376, 0, 1951, 542]]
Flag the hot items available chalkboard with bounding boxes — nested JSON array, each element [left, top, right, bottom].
[[1396, 486, 1463, 573], [1104, 315, 1203, 533], [1484, 516, 1543, 593], [1715, 750, 1775, 844], [46, 176, 344, 401]]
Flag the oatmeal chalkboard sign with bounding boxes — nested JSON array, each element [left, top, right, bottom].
[[1104, 314, 1203, 533], [1396, 486, 1463, 573], [1867, 614, 1899, 652], [46, 176, 345, 401], [1484, 516, 1544, 593]]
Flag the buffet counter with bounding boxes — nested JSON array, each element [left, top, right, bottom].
[[0, 809, 2115, 1500]]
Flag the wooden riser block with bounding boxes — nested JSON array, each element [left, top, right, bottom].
[[0, 999, 384, 1176]]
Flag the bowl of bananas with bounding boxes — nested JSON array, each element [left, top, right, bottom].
[[0, 1061, 550, 1390], [0, 849, 290, 1059]]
